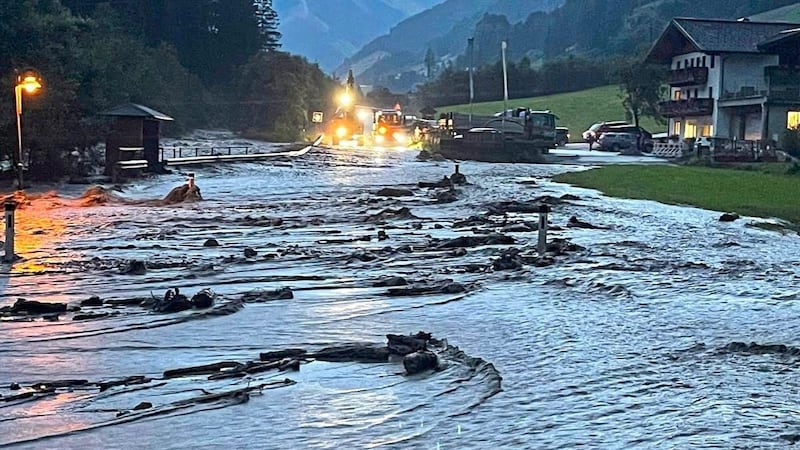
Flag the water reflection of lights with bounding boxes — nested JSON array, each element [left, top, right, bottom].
[[6, 202, 71, 274]]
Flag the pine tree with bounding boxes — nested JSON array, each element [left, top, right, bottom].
[[254, 0, 281, 51]]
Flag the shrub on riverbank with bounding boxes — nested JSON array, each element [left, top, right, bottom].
[[553, 165, 800, 224]]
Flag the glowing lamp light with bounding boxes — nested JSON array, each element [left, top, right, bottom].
[[20, 76, 41, 94], [13, 69, 43, 190], [336, 126, 348, 138], [378, 126, 387, 135], [338, 92, 353, 108]]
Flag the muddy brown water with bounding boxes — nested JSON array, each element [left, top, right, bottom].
[[2, 143, 800, 449]]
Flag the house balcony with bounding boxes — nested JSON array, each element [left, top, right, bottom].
[[766, 66, 800, 102], [668, 67, 708, 87], [658, 98, 713, 118]]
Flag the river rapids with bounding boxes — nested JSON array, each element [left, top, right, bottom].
[[2, 140, 800, 449]]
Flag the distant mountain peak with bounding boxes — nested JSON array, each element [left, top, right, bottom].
[[274, 0, 444, 71]]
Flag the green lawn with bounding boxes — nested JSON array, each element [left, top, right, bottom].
[[553, 165, 800, 224], [438, 85, 665, 142]]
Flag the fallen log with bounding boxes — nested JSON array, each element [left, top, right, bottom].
[[310, 344, 390, 363], [163, 361, 243, 378], [259, 348, 307, 362]]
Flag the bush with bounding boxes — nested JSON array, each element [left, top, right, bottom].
[[783, 128, 800, 158]]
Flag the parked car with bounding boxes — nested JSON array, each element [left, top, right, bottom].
[[598, 132, 637, 152], [604, 125, 653, 152], [582, 121, 628, 148], [555, 127, 569, 146]]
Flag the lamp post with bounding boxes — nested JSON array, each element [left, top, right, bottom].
[[14, 70, 42, 191]]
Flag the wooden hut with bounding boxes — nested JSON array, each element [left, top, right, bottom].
[[99, 103, 174, 179]]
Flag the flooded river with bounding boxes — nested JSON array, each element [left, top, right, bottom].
[[2, 140, 800, 449]]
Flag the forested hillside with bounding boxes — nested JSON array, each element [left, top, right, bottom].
[[1, 0, 335, 180]]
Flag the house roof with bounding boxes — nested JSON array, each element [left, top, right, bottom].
[[758, 27, 800, 50], [99, 103, 174, 121], [646, 18, 800, 63]]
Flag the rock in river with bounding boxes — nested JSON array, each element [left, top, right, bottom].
[[153, 288, 192, 313], [312, 344, 390, 363], [242, 287, 294, 302], [121, 260, 147, 275], [387, 332, 430, 355], [403, 351, 438, 375], [719, 212, 740, 222], [191, 288, 216, 309], [11, 299, 67, 315], [436, 234, 515, 249], [376, 187, 413, 197], [80, 295, 104, 307], [373, 276, 407, 287]]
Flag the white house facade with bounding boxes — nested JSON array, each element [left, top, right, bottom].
[[647, 18, 800, 150]]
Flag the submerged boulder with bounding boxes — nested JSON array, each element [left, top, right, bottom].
[[364, 207, 418, 223], [162, 183, 202, 204], [121, 260, 147, 275], [242, 287, 294, 302], [566, 215, 603, 229], [403, 351, 438, 375], [191, 288, 216, 309], [11, 299, 67, 315], [259, 348, 307, 362], [80, 296, 104, 307], [435, 190, 458, 204], [418, 176, 452, 189], [436, 234, 515, 249], [387, 332, 430, 356], [373, 276, 407, 287], [312, 344, 390, 363], [153, 288, 192, 313], [376, 187, 414, 197]]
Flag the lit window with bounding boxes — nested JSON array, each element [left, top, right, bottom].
[[673, 121, 681, 136], [701, 125, 714, 137], [673, 90, 682, 100], [789, 111, 800, 129], [685, 122, 698, 138]]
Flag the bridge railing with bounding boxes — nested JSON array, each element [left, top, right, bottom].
[[159, 146, 254, 161]]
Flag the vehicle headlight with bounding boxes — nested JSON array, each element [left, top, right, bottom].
[[375, 135, 385, 144], [336, 126, 348, 138], [392, 132, 407, 143]]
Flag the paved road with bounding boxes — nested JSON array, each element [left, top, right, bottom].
[[551, 142, 669, 164]]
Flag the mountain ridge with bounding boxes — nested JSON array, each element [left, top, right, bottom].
[[274, 0, 443, 71]]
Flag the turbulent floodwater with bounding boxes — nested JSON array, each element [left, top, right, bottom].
[[2, 140, 800, 449]]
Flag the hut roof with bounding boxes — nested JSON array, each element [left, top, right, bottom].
[[99, 103, 174, 121]]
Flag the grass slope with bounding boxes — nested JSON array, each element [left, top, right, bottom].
[[439, 85, 665, 141], [751, 4, 800, 22], [554, 165, 800, 223]]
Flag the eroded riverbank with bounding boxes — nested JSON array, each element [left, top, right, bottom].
[[2, 146, 800, 449]]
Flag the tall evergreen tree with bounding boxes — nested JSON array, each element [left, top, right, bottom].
[[254, 0, 281, 51]]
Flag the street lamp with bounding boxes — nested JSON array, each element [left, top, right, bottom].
[[14, 69, 42, 190]]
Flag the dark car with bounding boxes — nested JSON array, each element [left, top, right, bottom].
[[604, 125, 653, 152], [582, 121, 628, 149], [597, 132, 637, 152], [555, 127, 569, 146]]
